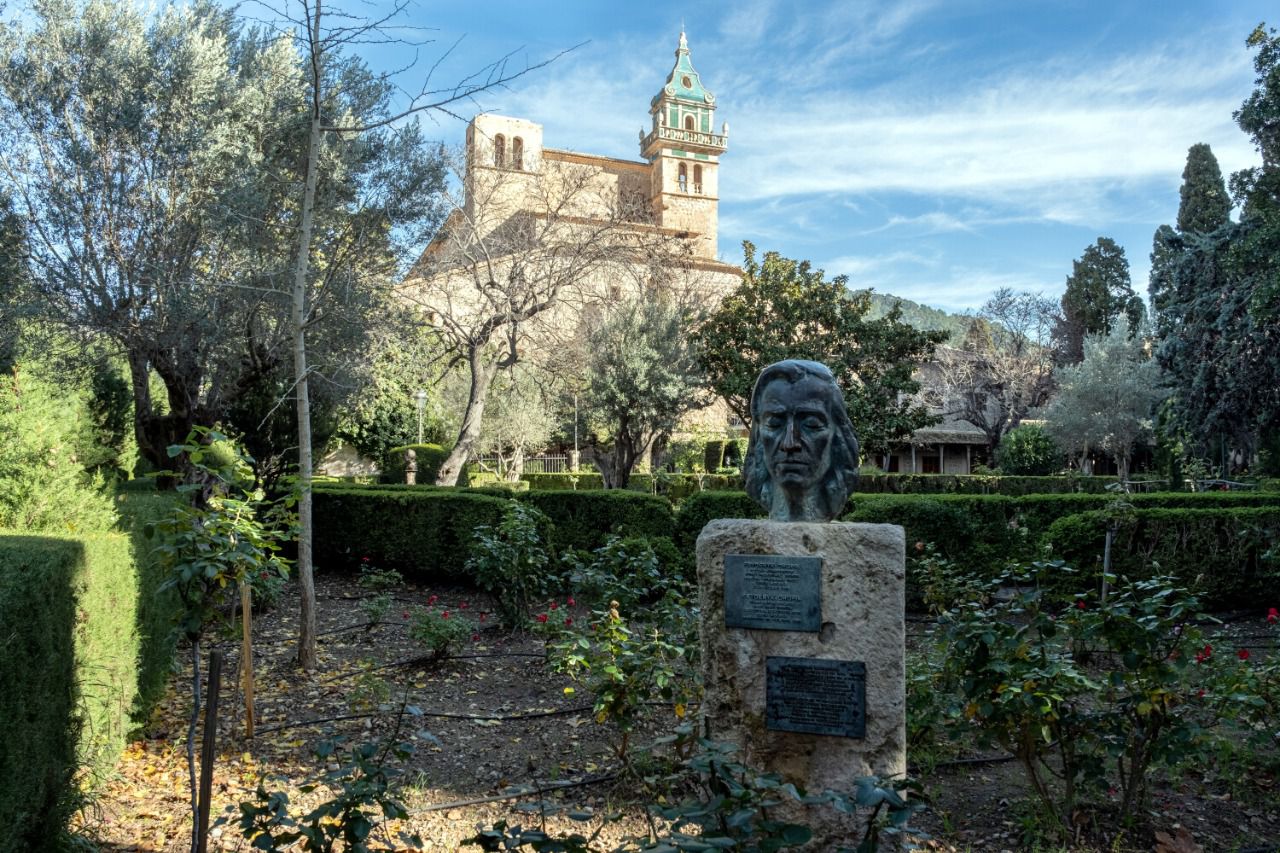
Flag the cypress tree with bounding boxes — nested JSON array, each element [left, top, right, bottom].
[[1176, 143, 1231, 234]]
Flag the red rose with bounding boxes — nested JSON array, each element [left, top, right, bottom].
[[472, 633, 480, 642], [1268, 607, 1278, 624], [460, 601, 469, 609], [1197, 688, 1206, 698], [479, 613, 487, 622], [441, 610, 450, 619], [1238, 648, 1250, 661], [1076, 600, 1086, 610], [567, 597, 576, 607], [565, 617, 573, 627], [536, 614, 548, 624], [550, 602, 558, 611], [428, 595, 438, 605]]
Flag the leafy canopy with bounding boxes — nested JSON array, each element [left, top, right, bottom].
[[696, 243, 947, 456]]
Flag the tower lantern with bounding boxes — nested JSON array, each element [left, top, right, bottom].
[[641, 30, 727, 256]]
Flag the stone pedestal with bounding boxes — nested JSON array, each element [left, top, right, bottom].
[[696, 519, 906, 847]]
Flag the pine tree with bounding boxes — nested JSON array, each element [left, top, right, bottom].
[[1176, 143, 1232, 234], [1055, 237, 1142, 364]]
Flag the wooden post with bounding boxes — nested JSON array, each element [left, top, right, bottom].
[[196, 650, 222, 853], [240, 582, 255, 739]]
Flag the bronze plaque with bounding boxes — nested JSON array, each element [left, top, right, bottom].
[[765, 657, 866, 738], [723, 554, 822, 632]]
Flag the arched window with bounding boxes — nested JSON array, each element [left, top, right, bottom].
[[684, 114, 695, 131], [678, 163, 688, 193], [693, 165, 703, 194], [493, 134, 505, 168], [512, 137, 524, 171]]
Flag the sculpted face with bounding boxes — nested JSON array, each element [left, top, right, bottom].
[[757, 376, 834, 496]]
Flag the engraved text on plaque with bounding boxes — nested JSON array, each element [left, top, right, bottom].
[[765, 657, 866, 738], [723, 554, 821, 632]]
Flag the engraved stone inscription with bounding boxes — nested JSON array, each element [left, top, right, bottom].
[[765, 657, 866, 738], [724, 554, 821, 632]]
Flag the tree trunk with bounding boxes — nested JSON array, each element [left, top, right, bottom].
[[128, 349, 202, 485], [436, 348, 497, 485], [505, 445, 525, 481], [291, 0, 324, 671], [597, 421, 641, 489]]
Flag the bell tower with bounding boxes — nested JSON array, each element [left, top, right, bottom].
[[640, 31, 727, 258]]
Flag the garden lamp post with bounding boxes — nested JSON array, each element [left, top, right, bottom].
[[414, 389, 427, 445]]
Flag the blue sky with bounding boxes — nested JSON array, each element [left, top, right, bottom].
[[385, 0, 1272, 314]]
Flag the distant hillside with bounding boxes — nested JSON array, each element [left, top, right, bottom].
[[864, 292, 971, 342]]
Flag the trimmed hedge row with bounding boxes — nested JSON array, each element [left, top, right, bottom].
[[311, 485, 678, 579], [517, 472, 742, 502], [853, 473, 1121, 495], [115, 493, 184, 716], [312, 487, 509, 579], [1046, 507, 1280, 608], [672, 491, 1280, 595], [0, 533, 139, 851], [380, 444, 470, 486], [517, 490, 674, 553]]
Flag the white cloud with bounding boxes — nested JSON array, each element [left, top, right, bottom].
[[860, 211, 978, 235]]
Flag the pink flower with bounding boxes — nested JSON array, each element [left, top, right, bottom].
[[549, 601, 558, 611], [1238, 648, 1250, 661], [536, 614, 548, 624], [567, 596, 576, 607]]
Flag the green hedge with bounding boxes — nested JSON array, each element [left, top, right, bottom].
[[381, 443, 469, 486], [114, 493, 183, 717], [853, 473, 1121, 495], [673, 490, 1280, 600], [516, 490, 675, 553], [1046, 507, 1280, 608], [312, 487, 509, 580], [518, 472, 742, 503], [674, 491, 765, 551], [0, 533, 138, 851]]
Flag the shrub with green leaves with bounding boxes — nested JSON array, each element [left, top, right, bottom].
[[225, 734, 422, 852], [563, 536, 689, 611], [466, 737, 926, 852], [995, 424, 1062, 475], [466, 502, 555, 629], [0, 368, 117, 533], [936, 564, 1217, 837], [409, 608, 473, 662], [546, 599, 698, 759]]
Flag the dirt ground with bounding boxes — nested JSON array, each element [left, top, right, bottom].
[[76, 574, 1280, 852]]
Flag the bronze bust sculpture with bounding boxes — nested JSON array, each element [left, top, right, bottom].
[[744, 360, 859, 522]]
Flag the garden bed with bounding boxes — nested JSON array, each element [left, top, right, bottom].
[[76, 572, 1279, 852]]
